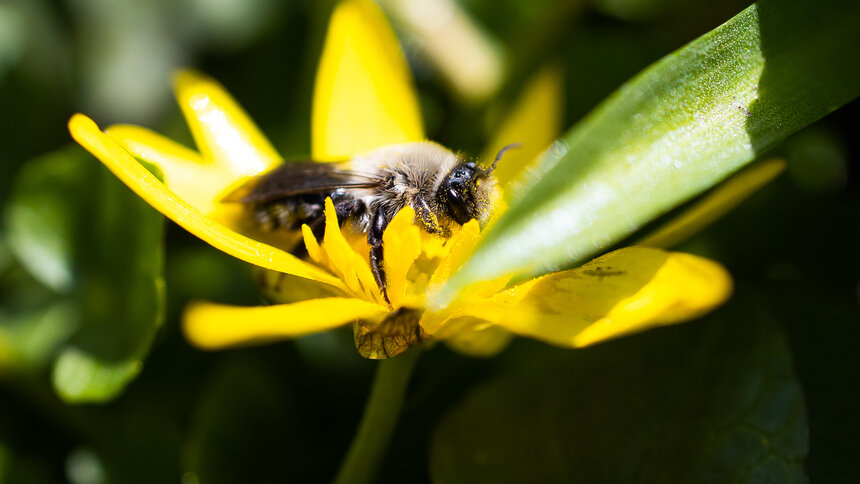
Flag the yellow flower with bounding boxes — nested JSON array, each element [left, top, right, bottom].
[[68, 0, 732, 359]]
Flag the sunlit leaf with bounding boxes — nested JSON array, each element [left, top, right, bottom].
[[637, 158, 785, 248], [437, 0, 860, 305]]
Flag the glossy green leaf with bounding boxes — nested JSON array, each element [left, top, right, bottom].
[[437, 0, 860, 305], [430, 303, 807, 483], [5, 147, 165, 402]]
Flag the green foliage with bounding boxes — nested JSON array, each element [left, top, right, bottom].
[[0, 303, 77, 371], [439, 0, 860, 303], [430, 302, 807, 483], [0, 0, 857, 481], [6, 149, 83, 293], [4, 147, 165, 402]]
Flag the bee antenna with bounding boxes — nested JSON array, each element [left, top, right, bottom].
[[488, 142, 522, 173]]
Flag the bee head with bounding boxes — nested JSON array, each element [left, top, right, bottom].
[[439, 161, 483, 225], [437, 143, 521, 226]]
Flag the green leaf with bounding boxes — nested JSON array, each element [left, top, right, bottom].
[[5, 147, 165, 402], [0, 302, 77, 372], [55, 154, 165, 403], [5, 148, 86, 292], [52, 348, 142, 402], [429, 303, 807, 483], [437, 0, 860, 305]]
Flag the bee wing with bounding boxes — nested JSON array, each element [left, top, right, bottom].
[[222, 161, 383, 204]]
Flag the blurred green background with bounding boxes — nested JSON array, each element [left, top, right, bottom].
[[0, 0, 857, 482]]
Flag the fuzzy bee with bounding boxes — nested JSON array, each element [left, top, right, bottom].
[[224, 142, 520, 304]]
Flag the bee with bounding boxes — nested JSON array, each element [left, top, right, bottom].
[[224, 142, 520, 304]]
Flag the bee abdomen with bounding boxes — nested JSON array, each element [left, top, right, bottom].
[[254, 195, 325, 232]]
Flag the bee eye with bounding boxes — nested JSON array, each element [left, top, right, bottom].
[[451, 167, 473, 185], [446, 190, 471, 225]]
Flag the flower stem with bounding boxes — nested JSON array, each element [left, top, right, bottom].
[[333, 347, 422, 484]]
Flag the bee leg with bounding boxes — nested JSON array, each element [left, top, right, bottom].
[[335, 199, 366, 223], [414, 197, 442, 234], [368, 210, 392, 306], [305, 199, 365, 242]]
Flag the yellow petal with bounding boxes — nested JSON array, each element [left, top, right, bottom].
[[637, 159, 786, 248], [483, 65, 564, 189], [108, 124, 304, 255], [419, 230, 452, 260], [256, 269, 342, 305], [106, 124, 235, 216], [428, 219, 481, 287], [381, 206, 421, 308], [301, 224, 326, 265], [69, 114, 344, 289], [174, 69, 281, 175], [421, 219, 510, 325], [183, 298, 389, 349], [312, 0, 424, 160], [420, 222, 483, 332], [419, 293, 530, 337], [493, 247, 732, 348], [322, 198, 381, 302], [442, 317, 513, 357]]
